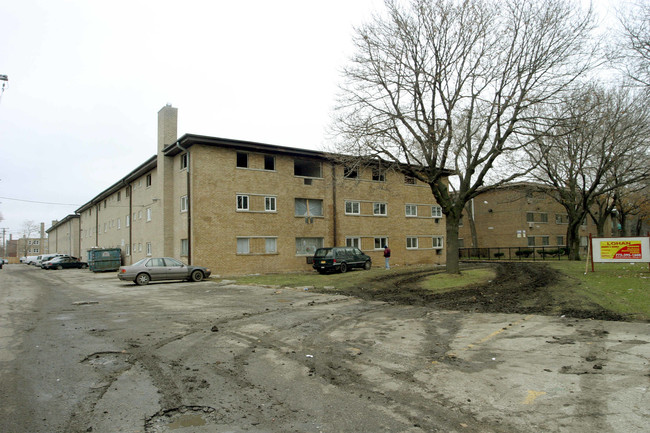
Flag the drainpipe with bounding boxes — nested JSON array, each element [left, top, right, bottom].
[[331, 163, 337, 246], [127, 182, 133, 265], [173, 141, 191, 264]]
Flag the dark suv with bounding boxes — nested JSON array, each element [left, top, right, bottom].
[[312, 247, 372, 274]]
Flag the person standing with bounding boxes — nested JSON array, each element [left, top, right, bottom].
[[383, 245, 391, 269]]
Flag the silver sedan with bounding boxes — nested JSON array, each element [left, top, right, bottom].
[[117, 257, 211, 285]]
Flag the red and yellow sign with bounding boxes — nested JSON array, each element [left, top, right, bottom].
[[599, 240, 643, 260]]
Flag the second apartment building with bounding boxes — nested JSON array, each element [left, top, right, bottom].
[[75, 105, 449, 276]]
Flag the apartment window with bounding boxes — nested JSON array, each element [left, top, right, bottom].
[[146, 208, 152, 221], [126, 187, 130, 197], [374, 237, 388, 249], [138, 243, 142, 252], [265, 196, 276, 212], [137, 210, 142, 220], [540, 213, 548, 223], [295, 198, 323, 217], [265, 238, 277, 253], [344, 166, 358, 179], [236, 152, 248, 168], [372, 168, 386, 182], [556, 214, 567, 224], [181, 239, 189, 256], [556, 236, 564, 245], [345, 201, 360, 215], [180, 153, 188, 170], [432, 206, 442, 218], [28, 240, 32, 245], [432, 236, 444, 248], [541, 236, 550, 246], [527, 236, 536, 247], [117, 191, 121, 202], [295, 237, 323, 255], [373, 202, 387, 216], [146, 174, 152, 187], [33, 248, 39, 253], [104, 199, 107, 208], [264, 155, 275, 171], [526, 212, 535, 222], [104, 223, 107, 233], [237, 195, 249, 211], [458, 238, 465, 248], [404, 175, 416, 185], [126, 215, 130, 227], [34, 240, 39, 245], [294, 159, 322, 178], [117, 218, 121, 229], [406, 237, 418, 249], [89, 208, 92, 216], [146, 242, 152, 256], [237, 238, 250, 254], [405, 204, 417, 217], [346, 237, 361, 248], [181, 195, 188, 212], [126, 244, 130, 256]]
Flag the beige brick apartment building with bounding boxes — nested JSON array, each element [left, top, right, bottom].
[[458, 182, 607, 254], [74, 105, 448, 275], [46, 214, 80, 258]]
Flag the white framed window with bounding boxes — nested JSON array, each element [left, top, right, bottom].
[[405, 204, 417, 217], [146, 242, 152, 256], [117, 218, 121, 229], [181, 195, 188, 212], [146, 208, 152, 222], [237, 238, 250, 254], [265, 196, 276, 212], [432, 236, 444, 249], [406, 237, 418, 249], [345, 201, 360, 215], [126, 215, 130, 227], [181, 239, 189, 256], [34, 248, 39, 253], [373, 202, 387, 216], [180, 153, 188, 170], [295, 198, 323, 217], [265, 238, 277, 253], [372, 168, 385, 182], [346, 237, 361, 248], [237, 195, 249, 211], [295, 237, 323, 255], [126, 244, 130, 256], [374, 237, 388, 249], [34, 240, 40, 245], [104, 223, 107, 233], [138, 210, 142, 220], [138, 243, 142, 252], [28, 240, 32, 245], [431, 206, 442, 218]]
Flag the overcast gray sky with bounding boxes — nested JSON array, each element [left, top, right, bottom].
[[0, 0, 621, 241]]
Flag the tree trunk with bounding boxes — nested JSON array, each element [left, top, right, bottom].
[[445, 218, 461, 274], [465, 201, 478, 248], [566, 222, 582, 261]]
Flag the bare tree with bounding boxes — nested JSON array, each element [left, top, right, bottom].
[[614, 1, 650, 88], [331, 0, 595, 273], [529, 84, 650, 260], [21, 220, 40, 257], [613, 185, 650, 236]]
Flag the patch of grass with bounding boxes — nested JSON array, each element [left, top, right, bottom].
[[545, 261, 650, 321], [419, 268, 496, 294]]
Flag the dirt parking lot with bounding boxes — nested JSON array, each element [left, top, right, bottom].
[[1, 264, 648, 432]]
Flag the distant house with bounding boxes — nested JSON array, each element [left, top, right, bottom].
[[458, 182, 609, 255], [72, 105, 450, 276]]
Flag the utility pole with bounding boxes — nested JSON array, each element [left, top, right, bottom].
[[0, 227, 8, 258]]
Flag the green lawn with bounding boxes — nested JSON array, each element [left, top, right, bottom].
[[230, 261, 650, 321]]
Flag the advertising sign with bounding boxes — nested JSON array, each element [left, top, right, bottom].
[[591, 237, 650, 263]]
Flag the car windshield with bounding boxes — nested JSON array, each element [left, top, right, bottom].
[[314, 248, 333, 258]]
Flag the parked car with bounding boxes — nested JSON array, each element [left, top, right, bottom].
[[312, 247, 372, 274], [24, 256, 38, 265], [117, 257, 211, 286], [19, 256, 26, 263], [36, 253, 64, 267], [42, 256, 88, 270]]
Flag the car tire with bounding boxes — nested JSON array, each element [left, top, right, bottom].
[[190, 270, 204, 282], [135, 273, 150, 286], [81, 263, 88, 269], [339, 262, 348, 273], [364, 260, 371, 270], [56, 265, 63, 270]]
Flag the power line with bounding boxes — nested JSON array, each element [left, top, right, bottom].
[[0, 196, 80, 206]]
